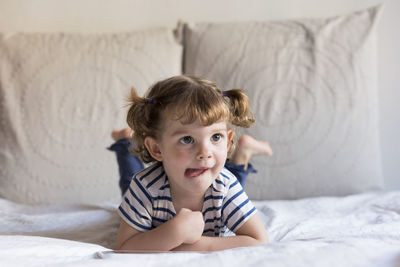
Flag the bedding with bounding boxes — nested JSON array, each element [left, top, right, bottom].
[[1, 191, 399, 267], [184, 5, 384, 200], [0, 28, 182, 205]]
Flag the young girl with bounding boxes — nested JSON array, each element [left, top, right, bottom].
[[116, 75, 269, 251]]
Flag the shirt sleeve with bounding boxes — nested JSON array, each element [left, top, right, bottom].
[[221, 177, 257, 232], [117, 176, 153, 232]]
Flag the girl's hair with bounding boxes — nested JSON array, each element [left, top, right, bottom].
[[126, 75, 255, 163]]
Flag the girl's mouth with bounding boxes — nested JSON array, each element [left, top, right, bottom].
[[184, 168, 208, 178]]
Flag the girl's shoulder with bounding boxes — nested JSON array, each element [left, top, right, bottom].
[[219, 167, 239, 183], [131, 163, 167, 194], [212, 167, 239, 193]]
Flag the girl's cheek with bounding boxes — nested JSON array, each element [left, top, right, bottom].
[[218, 146, 229, 159], [174, 149, 191, 160]]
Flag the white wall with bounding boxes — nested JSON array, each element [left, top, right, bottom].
[[0, 0, 399, 190]]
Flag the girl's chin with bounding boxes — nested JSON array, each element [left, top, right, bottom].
[[184, 172, 216, 191]]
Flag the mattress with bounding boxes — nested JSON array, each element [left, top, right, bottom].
[[1, 191, 399, 267]]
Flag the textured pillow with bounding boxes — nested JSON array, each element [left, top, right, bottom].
[[0, 28, 182, 204], [184, 6, 384, 200]]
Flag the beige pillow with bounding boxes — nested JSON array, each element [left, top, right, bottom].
[[184, 6, 384, 199], [0, 29, 182, 204]]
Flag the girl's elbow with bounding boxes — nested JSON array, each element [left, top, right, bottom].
[[259, 235, 269, 244], [255, 231, 269, 245], [115, 241, 125, 250]]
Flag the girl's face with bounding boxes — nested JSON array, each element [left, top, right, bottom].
[[145, 116, 233, 198]]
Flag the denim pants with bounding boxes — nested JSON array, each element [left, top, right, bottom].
[[108, 139, 256, 195]]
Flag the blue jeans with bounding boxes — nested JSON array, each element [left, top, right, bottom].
[[108, 139, 256, 195]]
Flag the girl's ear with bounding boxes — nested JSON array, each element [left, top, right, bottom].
[[144, 136, 163, 161], [227, 130, 234, 150]]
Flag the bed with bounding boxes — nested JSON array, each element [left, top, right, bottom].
[[1, 191, 399, 266], [1, 1, 399, 266]]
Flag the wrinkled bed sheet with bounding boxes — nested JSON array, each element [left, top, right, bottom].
[[1, 191, 399, 267]]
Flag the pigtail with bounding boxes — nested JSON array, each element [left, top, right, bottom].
[[126, 87, 156, 163], [126, 87, 143, 128], [223, 89, 255, 128]]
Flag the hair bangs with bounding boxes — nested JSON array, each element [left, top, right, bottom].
[[170, 90, 230, 126]]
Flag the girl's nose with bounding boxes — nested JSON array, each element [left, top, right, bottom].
[[196, 142, 212, 160]]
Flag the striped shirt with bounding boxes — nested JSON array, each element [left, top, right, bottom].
[[118, 163, 257, 236]]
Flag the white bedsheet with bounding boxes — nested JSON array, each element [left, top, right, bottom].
[[1, 191, 399, 267]]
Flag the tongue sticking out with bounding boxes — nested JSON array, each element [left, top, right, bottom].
[[185, 168, 207, 178]]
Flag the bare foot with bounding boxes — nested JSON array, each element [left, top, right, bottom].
[[111, 128, 133, 141], [229, 135, 273, 168]]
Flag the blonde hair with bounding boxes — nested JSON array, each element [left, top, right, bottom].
[[126, 75, 255, 163]]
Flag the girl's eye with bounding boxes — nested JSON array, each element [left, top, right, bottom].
[[179, 136, 194, 145], [211, 134, 222, 143]]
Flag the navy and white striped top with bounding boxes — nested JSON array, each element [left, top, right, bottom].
[[118, 163, 257, 236]]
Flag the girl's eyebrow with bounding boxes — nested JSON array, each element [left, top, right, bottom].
[[170, 127, 192, 137], [213, 127, 228, 132], [171, 130, 189, 137], [171, 127, 227, 137]]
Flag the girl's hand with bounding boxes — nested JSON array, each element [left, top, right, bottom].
[[175, 208, 204, 244]]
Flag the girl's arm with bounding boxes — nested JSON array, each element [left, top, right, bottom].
[[172, 213, 268, 252], [116, 208, 204, 251]]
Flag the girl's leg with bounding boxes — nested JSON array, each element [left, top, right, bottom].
[[224, 161, 257, 187], [227, 135, 273, 187], [108, 129, 144, 195]]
